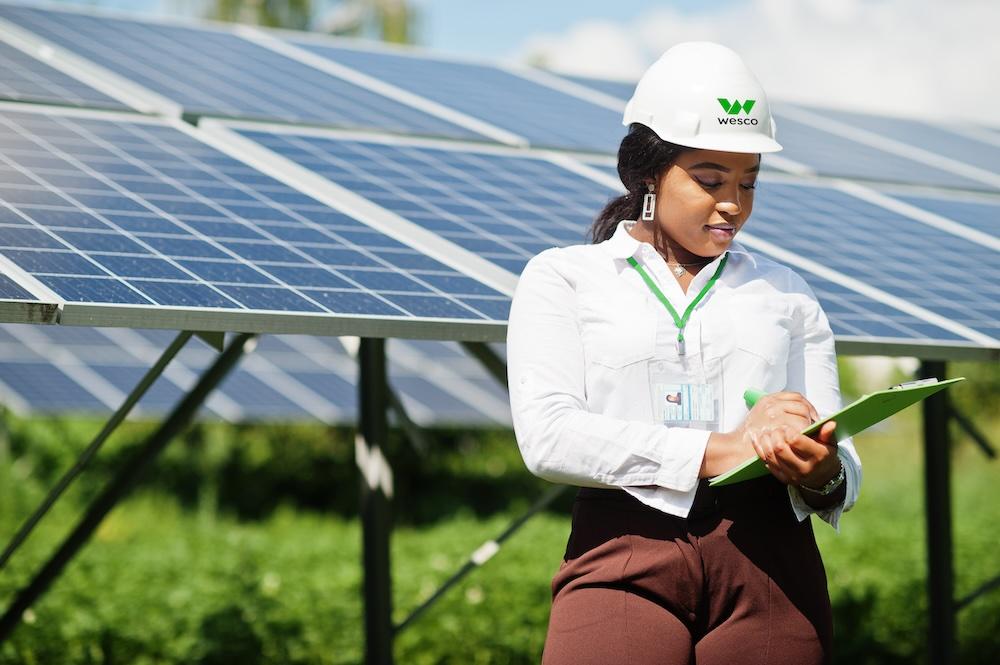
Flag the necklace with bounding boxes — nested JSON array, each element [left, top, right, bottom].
[[630, 226, 713, 277], [657, 252, 714, 277], [666, 262, 699, 277]]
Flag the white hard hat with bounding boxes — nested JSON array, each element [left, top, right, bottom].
[[623, 42, 782, 153]]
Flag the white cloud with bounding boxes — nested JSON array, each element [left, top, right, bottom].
[[512, 0, 999, 125]]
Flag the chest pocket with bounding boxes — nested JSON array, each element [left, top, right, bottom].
[[726, 295, 793, 391], [578, 290, 657, 368]]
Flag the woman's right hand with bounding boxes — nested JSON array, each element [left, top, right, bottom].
[[738, 391, 819, 449], [700, 391, 819, 478]]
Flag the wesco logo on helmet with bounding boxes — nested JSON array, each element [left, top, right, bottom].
[[717, 98, 759, 125]]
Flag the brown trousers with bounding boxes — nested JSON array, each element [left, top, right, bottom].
[[542, 476, 833, 665]]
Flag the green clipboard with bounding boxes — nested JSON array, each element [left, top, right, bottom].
[[709, 377, 966, 487]]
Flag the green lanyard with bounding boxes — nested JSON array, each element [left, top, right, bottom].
[[626, 253, 729, 356]]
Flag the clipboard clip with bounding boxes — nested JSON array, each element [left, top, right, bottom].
[[890, 378, 940, 390]]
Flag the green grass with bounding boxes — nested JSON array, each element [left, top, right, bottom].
[[0, 406, 997, 664]]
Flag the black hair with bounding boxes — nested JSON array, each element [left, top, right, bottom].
[[588, 123, 693, 244]]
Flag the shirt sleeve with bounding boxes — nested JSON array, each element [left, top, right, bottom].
[[783, 271, 863, 532], [507, 248, 710, 492]]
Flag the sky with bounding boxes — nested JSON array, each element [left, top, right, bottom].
[[48, 0, 1000, 125]]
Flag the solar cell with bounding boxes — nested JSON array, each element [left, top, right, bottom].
[[287, 38, 625, 153], [765, 105, 991, 189], [578, 160, 621, 189], [0, 323, 510, 424], [0, 4, 483, 138], [747, 181, 1000, 341], [225, 126, 990, 350], [0, 107, 510, 337], [556, 73, 635, 103], [0, 271, 34, 299], [0, 39, 127, 109], [232, 127, 614, 275], [891, 192, 1000, 239], [787, 104, 1000, 184], [0, 360, 107, 410], [766, 111, 991, 191], [740, 245, 968, 344]]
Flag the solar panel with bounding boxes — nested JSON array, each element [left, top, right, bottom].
[[0, 106, 510, 338], [771, 108, 996, 192], [0, 5, 990, 363], [221, 125, 990, 351], [0, 39, 127, 109], [578, 160, 621, 188], [741, 243, 970, 343], [556, 73, 635, 103], [0, 270, 35, 299], [889, 191, 1000, 239], [0, 323, 510, 424], [286, 37, 625, 153], [785, 104, 1000, 184], [747, 181, 1000, 341], [230, 126, 614, 274], [0, 359, 107, 411], [0, 4, 483, 139]]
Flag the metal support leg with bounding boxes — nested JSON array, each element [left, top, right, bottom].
[[358, 337, 393, 665], [947, 405, 996, 459], [386, 385, 428, 457], [921, 360, 954, 665], [0, 331, 194, 573], [395, 484, 567, 635], [956, 574, 1000, 612], [0, 333, 254, 643], [460, 341, 507, 390]]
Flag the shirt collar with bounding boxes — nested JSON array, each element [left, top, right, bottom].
[[603, 219, 758, 269]]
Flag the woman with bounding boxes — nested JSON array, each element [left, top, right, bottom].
[[507, 42, 862, 665]]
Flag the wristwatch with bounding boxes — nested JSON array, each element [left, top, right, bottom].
[[798, 461, 845, 496]]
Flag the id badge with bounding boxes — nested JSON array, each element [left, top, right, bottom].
[[649, 353, 723, 431]]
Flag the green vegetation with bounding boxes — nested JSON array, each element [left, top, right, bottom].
[[0, 360, 997, 664]]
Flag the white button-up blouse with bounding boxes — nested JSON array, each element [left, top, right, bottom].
[[507, 219, 861, 530]]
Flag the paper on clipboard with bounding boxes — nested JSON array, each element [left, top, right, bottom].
[[709, 377, 966, 487]]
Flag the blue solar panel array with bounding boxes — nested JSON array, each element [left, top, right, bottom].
[[0, 40, 128, 109], [890, 192, 1000, 239], [768, 111, 991, 192], [0, 4, 482, 139], [289, 40, 625, 153], [749, 182, 999, 340], [0, 358, 106, 410], [0, 3, 992, 361], [789, 104, 1000, 179], [237, 128, 613, 274], [581, 160, 622, 188], [0, 108, 509, 321], [743, 246, 967, 342], [558, 73, 635, 103], [0, 323, 511, 424], [0, 271, 35, 299], [229, 127, 992, 346]]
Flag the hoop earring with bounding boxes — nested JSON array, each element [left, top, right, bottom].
[[641, 184, 655, 222]]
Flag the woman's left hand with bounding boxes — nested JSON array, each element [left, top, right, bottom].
[[752, 420, 841, 488]]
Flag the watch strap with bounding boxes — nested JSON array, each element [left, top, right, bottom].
[[798, 461, 845, 496]]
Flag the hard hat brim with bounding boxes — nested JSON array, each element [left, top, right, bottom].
[[626, 122, 783, 153]]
